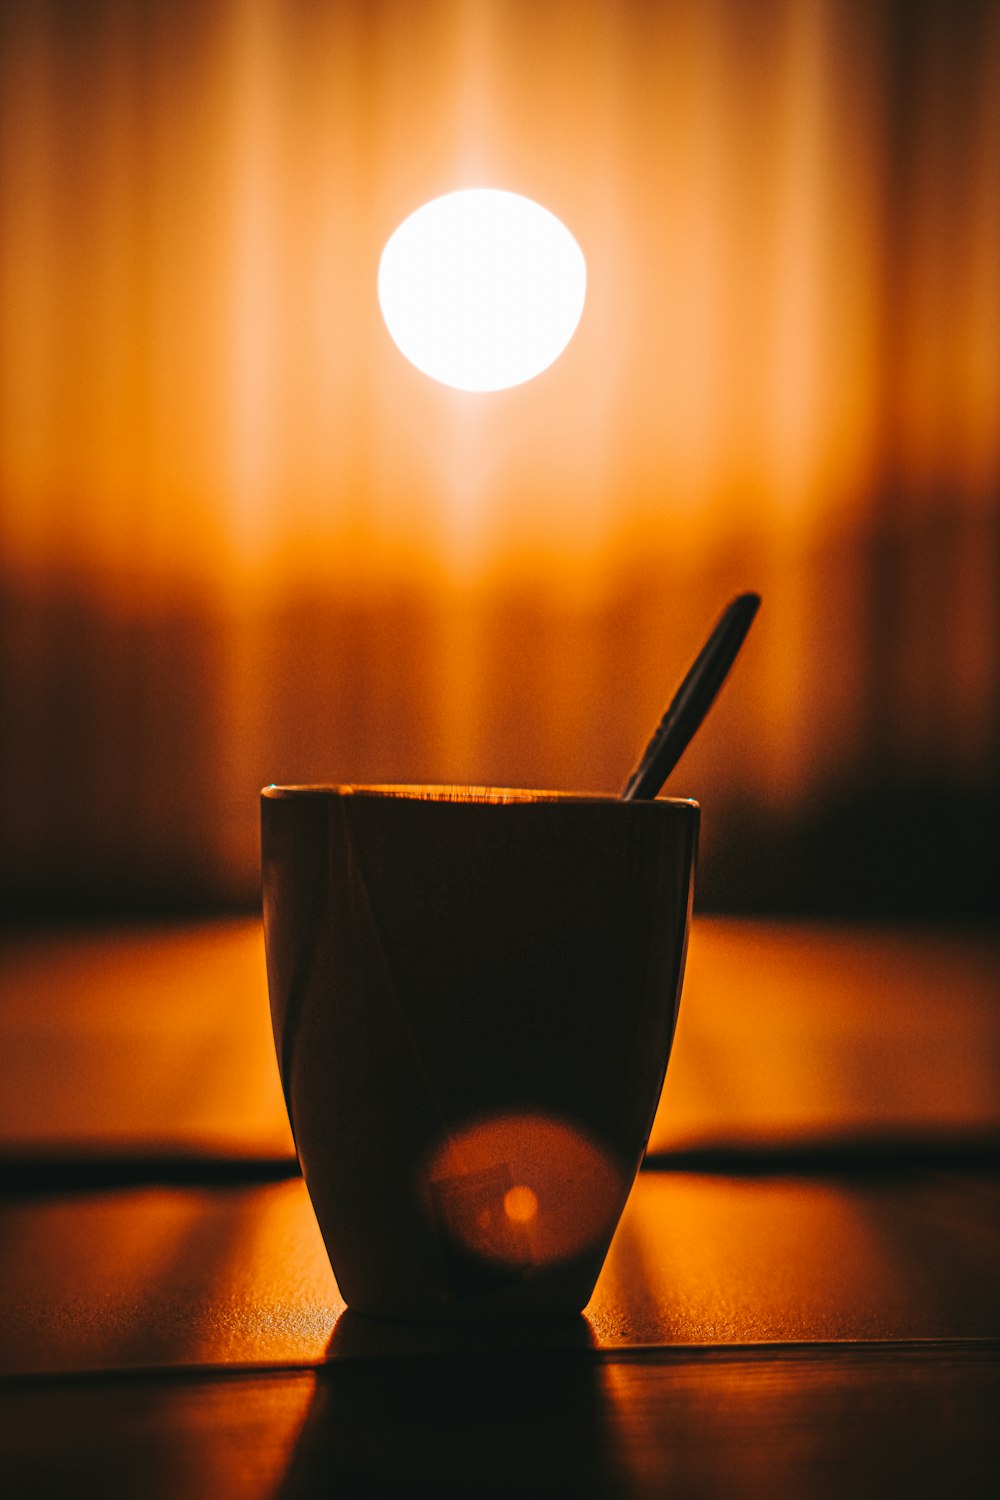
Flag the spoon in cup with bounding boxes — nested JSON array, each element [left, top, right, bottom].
[[622, 592, 761, 800]]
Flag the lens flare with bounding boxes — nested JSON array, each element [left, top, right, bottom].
[[424, 1112, 622, 1266], [378, 188, 587, 391], [504, 1184, 539, 1223]]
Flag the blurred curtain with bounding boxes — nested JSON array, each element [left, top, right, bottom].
[[1, 0, 997, 915]]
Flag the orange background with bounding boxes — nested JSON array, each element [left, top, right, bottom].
[[1, 0, 997, 917]]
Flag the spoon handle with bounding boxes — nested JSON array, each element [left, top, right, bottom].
[[621, 592, 761, 801]]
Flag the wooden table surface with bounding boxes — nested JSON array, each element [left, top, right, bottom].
[[1, 917, 998, 1496]]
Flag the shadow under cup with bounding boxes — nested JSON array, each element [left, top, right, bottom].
[[262, 785, 698, 1323]]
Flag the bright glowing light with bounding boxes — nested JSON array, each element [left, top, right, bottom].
[[378, 188, 586, 392], [425, 1112, 621, 1265], [504, 1184, 539, 1223]]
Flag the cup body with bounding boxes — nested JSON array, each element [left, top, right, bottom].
[[261, 785, 698, 1322]]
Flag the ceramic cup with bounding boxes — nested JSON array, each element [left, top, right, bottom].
[[261, 785, 698, 1323]]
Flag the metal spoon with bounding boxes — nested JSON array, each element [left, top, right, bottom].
[[622, 592, 761, 800]]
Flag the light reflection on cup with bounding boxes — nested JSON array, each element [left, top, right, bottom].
[[261, 784, 697, 1323], [424, 1112, 623, 1270]]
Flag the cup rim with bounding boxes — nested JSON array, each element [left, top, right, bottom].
[[261, 783, 698, 809]]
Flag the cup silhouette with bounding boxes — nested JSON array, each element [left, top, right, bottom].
[[262, 785, 698, 1322]]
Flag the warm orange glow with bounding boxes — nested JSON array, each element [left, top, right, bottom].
[[425, 1112, 623, 1267], [504, 1184, 539, 1224], [0, 1, 997, 909], [651, 919, 1000, 1154], [3, 2, 996, 581]]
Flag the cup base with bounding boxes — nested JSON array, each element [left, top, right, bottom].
[[339, 1251, 606, 1327]]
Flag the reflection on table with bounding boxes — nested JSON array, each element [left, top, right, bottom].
[[0, 917, 997, 1496]]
